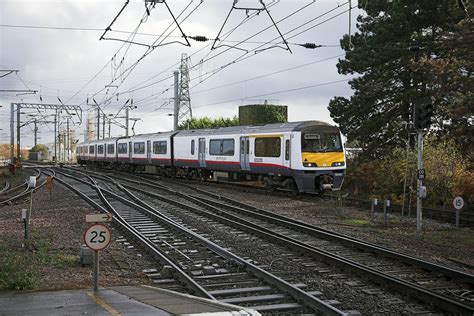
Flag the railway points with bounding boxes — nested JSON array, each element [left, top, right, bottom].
[[0, 162, 472, 315], [2, 1, 472, 315]]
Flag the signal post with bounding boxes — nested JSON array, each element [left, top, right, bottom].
[[414, 97, 433, 235]]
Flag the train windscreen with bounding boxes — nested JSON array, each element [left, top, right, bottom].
[[301, 132, 342, 152]]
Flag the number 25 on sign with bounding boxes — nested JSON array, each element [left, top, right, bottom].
[[84, 224, 111, 251], [84, 224, 112, 291]]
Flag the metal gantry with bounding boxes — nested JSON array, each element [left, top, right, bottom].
[[10, 102, 82, 163]]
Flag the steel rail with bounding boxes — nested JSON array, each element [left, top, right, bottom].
[[117, 179, 474, 315], [194, 194, 474, 283], [163, 177, 474, 283], [103, 172, 474, 283], [50, 168, 215, 301], [58, 167, 347, 315], [0, 181, 10, 193], [0, 169, 44, 205], [164, 175, 473, 225]]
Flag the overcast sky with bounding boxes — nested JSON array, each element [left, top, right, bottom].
[[0, 0, 362, 147]]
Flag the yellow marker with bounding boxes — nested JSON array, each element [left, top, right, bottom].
[[301, 152, 344, 167], [86, 291, 121, 316], [46, 176, 53, 192]]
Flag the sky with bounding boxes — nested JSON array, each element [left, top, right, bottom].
[[0, 0, 362, 147]]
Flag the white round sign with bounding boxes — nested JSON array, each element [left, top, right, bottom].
[[84, 224, 112, 250], [453, 196, 464, 210]]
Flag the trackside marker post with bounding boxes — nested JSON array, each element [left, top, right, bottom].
[[453, 197, 464, 228], [84, 223, 112, 291]]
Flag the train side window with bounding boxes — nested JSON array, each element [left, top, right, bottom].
[[134, 142, 145, 154], [97, 145, 104, 155], [191, 140, 195, 155], [285, 140, 290, 160], [89, 145, 95, 154], [210, 139, 234, 156], [107, 144, 114, 154], [117, 143, 127, 154], [153, 141, 167, 154], [222, 139, 234, 155], [209, 140, 221, 155], [255, 137, 281, 158]]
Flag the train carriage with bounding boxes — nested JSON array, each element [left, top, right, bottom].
[[77, 120, 346, 193], [173, 121, 345, 192]]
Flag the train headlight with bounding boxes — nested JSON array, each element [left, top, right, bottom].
[[331, 162, 345, 167], [303, 162, 317, 167]]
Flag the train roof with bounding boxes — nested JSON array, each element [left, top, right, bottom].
[[118, 131, 178, 142], [77, 121, 339, 145], [175, 121, 339, 137]]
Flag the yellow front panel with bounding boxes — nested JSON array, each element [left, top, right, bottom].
[[302, 152, 344, 167]]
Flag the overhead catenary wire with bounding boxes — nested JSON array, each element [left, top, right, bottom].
[[189, 2, 351, 91], [125, 2, 352, 119], [93, 0, 201, 110], [121, 0, 281, 95], [190, 78, 351, 109]]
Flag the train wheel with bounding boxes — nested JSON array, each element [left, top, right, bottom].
[[283, 179, 298, 195]]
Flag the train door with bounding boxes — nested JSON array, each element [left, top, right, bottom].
[[128, 141, 133, 162], [198, 138, 206, 168], [147, 140, 152, 163], [239, 136, 250, 171], [94, 144, 97, 160], [283, 135, 291, 169]]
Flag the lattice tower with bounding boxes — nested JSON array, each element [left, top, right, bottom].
[[178, 53, 192, 126]]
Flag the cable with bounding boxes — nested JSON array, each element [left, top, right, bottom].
[[193, 78, 350, 109], [190, 3, 351, 90], [192, 54, 344, 95], [122, 1, 281, 95], [120, 2, 347, 120]]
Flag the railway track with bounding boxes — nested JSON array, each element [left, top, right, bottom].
[[0, 169, 44, 205], [67, 167, 474, 315], [125, 170, 473, 227], [50, 167, 349, 315]]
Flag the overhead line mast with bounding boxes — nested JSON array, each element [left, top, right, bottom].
[[178, 53, 192, 129]]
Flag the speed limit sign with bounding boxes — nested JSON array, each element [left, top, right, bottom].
[[453, 196, 464, 210], [84, 224, 112, 251]]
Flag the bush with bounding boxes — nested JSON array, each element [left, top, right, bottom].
[[345, 136, 473, 206], [0, 248, 38, 290]]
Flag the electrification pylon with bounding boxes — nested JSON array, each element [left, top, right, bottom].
[[178, 53, 192, 127]]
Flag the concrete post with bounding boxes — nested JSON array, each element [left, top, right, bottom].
[[34, 119, 37, 147], [10, 103, 14, 163], [97, 107, 100, 140], [54, 111, 57, 161], [125, 107, 129, 137], [102, 113, 106, 140], [16, 103, 20, 161], [174, 70, 179, 131]]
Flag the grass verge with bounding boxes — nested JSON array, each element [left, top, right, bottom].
[[0, 229, 78, 291]]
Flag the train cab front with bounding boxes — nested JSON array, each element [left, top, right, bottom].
[[293, 127, 346, 193]]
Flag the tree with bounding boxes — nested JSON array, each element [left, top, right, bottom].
[[29, 144, 49, 158], [329, 0, 473, 158], [239, 104, 288, 125], [178, 116, 239, 130]]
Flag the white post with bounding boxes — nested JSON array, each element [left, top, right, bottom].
[[416, 131, 423, 235]]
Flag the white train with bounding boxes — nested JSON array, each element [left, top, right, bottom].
[[77, 121, 346, 192]]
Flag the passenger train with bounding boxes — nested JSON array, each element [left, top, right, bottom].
[[76, 121, 346, 193]]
